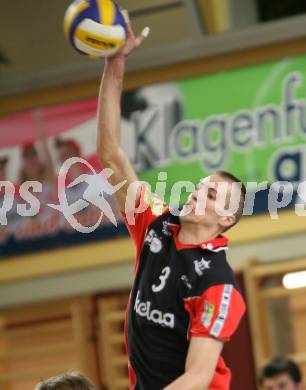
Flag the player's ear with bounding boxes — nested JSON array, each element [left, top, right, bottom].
[[219, 214, 236, 231]]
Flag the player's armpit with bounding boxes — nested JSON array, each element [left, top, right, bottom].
[[162, 337, 223, 390], [122, 184, 168, 268]]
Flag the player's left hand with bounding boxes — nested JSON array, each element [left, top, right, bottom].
[[114, 10, 150, 58]]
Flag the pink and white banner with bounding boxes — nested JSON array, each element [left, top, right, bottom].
[[0, 98, 124, 258]]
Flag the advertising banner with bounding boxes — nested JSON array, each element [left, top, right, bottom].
[[1, 54, 306, 258]]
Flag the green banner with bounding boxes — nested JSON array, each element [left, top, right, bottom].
[[127, 55, 306, 201]]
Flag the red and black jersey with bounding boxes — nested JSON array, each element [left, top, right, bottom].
[[123, 186, 246, 390]]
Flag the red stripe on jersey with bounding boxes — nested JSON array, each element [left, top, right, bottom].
[[123, 185, 168, 389], [128, 363, 137, 390], [124, 293, 137, 390]]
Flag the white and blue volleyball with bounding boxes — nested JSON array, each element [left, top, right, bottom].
[[64, 0, 127, 58]]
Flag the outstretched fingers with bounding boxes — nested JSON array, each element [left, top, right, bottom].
[[134, 27, 150, 48], [120, 9, 150, 55]]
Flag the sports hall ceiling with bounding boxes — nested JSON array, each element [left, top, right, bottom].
[[0, 0, 305, 97], [0, 0, 257, 96], [0, 0, 202, 80]]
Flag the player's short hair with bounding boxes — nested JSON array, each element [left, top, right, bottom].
[[34, 372, 98, 390], [215, 170, 246, 232], [259, 357, 302, 385]]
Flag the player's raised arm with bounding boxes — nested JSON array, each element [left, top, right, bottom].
[[96, 18, 150, 211]]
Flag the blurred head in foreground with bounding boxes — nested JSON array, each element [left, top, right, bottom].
[[259, 357, 303, 390], [34, 372, 98, 390]]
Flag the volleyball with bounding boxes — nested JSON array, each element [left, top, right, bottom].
[[63, 0, 127, 58]]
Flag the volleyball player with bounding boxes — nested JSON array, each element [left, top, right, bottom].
[[97, 18, 246, 390]]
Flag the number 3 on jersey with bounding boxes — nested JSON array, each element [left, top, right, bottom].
[[152, 267, 171, 293]]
